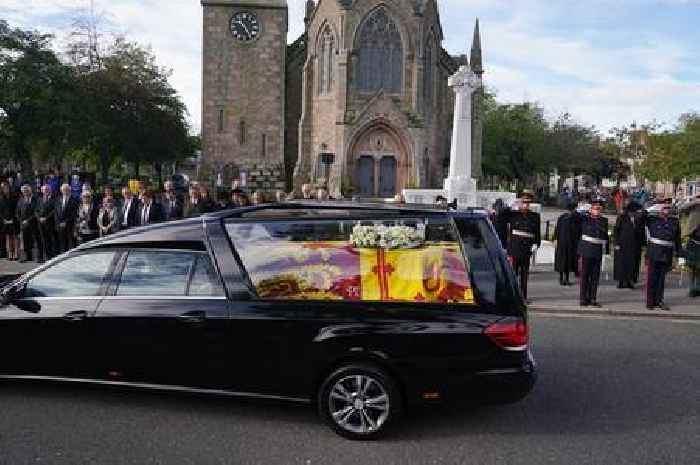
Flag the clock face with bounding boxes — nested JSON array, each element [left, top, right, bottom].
[[230, 12, 261, 42]]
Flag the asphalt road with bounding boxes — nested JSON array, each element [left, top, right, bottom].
[[1, 315, 698, 465]]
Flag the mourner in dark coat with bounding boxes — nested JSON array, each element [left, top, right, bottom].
[[120, 187, 141, 230], [184, 186, 214, 218], [496, 190, 541, 301], [35, 185, 57, 262], [631, 203, 646, 283], [687, 225, 700, 298], [553, 202, 580, 285], [641, 203, 683, 310], [576, 198, 610, 307], [0, 182, 20, 260], [137, 191, 165, 226], [16, 185, 39, 262], [54, 184, 79, 253], [162, 190, 184, 221], [613, 202, 642, 289]]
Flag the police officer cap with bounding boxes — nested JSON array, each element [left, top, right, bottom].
[[520, 189, 535, 200], [590, 197, 604, 206]]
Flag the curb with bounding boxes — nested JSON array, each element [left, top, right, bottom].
[[530, 305, 700, 321]]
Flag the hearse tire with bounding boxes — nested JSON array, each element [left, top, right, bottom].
[[318, 363, 401, 440]]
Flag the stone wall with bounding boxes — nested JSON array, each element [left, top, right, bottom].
[[201, 0, 288, 186]]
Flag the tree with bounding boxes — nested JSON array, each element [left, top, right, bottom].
[[0, 20, 78, 170]]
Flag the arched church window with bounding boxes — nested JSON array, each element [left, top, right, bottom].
[[422, 38, 434, 115], [318, 26, 334, 95], [356, 8, 403, 94]]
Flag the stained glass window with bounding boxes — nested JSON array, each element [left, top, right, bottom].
[[356, 8, 403, 94]]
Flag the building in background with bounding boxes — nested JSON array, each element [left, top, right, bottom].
[[201, 0, 484, 197]]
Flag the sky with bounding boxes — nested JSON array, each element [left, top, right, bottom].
[[3, 0, 700, 135]]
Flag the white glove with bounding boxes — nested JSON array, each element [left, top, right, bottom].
[[531, 244, 538, 253]]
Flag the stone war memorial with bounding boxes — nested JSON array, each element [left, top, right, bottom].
[[200, 0, 502, 205]]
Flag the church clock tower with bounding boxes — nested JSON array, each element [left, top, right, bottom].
[[201, 0, 288, 190]]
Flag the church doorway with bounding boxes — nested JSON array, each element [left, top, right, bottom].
[[349, 124, 409, 198], [379, 156, 397, 197], [357, 156, 375, 196]]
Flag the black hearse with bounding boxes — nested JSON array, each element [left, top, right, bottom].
[[0, 202, 536, 439]]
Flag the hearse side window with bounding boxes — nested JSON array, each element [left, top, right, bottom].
[[25, 252, 117, 298], [116, 251, 225, 297], [188, 255, 226, 297], [227, 219, 475, 306], [453, 218, 500, 306]]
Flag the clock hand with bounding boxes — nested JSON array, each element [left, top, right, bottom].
[[235, 20, 251, 37]]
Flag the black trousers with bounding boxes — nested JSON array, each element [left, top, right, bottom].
[[56, 224, 76, 254], [646, 259, 670, 307], [579, 256, 602, 304], [20, 226, 36, 260], [511, 255, 531, 300], [38, 221, 56, 260]]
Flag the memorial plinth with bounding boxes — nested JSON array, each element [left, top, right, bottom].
[[404, 64, 515, 209]]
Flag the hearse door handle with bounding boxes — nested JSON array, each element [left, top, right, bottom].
[[63, 310, 88, 322], [177, 311, 206, 324]]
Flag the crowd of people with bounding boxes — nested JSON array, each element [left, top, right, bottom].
[[493, 190, 700, 310], [0, 176, 338, 264]]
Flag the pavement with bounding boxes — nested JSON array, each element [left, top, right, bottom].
[[2, 316, 699, 465]]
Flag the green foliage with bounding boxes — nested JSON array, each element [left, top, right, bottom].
[[0, 20, 193, 183]]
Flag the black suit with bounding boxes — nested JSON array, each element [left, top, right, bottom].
[[138, 202, 164, 226], [184, 199, 213, 218], [35, 195, 56, 261], [162, 198, 184, 221], [16, 195, 38, 261], [120, 197, 141, 229], [54, 195, 79, 253]]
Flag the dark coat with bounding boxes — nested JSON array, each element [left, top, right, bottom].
[[36, 195, 56, 229], [497, 208, 541, 259], [162, 198, 184, 221], [137, 202, 165, 226], [576, 214, 610, 260], [0, 193, 19, 235], [16, 195, 38, 233], [120, 197, 141, 229], [613, 212, 639, 282], [54, 195, 79, 230], [184, 199, 213, 218], [554, 211, 580, 273]]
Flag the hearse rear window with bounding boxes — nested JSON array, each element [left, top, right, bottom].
[[226, 218, 475, 305]]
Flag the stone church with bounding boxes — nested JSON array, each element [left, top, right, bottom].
[[201, 0, 484, 197]]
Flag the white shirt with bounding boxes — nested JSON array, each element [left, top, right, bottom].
[[123, 199, 133, 226]]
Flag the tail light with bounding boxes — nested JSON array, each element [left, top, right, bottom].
[[484, 319, 528, 351]]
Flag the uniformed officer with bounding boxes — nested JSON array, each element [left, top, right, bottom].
[[577, 198, 609, 307], [497, 190, 541, 301], [642, 201, 682, 310]]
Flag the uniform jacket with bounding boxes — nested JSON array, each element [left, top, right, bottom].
[[644, 214, 682, 264], [576, 213, 610, 260], [497, 208, 541, 259]]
